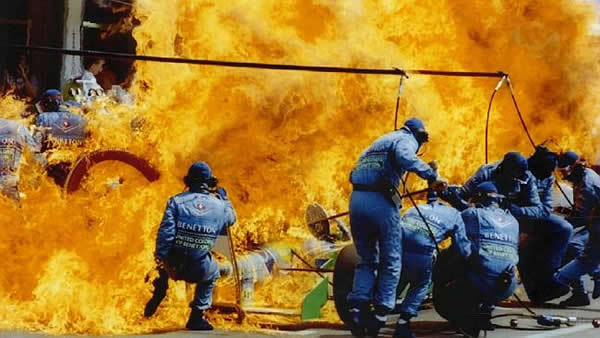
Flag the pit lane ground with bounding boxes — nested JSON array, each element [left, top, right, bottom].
[[3, 279, 600, 338]]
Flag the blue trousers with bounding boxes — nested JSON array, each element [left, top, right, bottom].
[[397, 251, 433, 318], [347, 191, 402, 312], [162, 254, 220, 311], [522, 214, 572, 272], [556, 226, 600, 292]]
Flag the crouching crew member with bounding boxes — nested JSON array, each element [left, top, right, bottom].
[[552, 151, 600, 307], [145, 161, 236, 330], [434, 182, 519, 337], [518, 145, 572, 303], [33, 89, 87, 186], [394, 189, 471, 338], [0, 118, 41, 201]]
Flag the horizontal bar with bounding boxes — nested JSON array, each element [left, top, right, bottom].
[[0, 19, 31, 25], [307, 188, 430, 226], [409, 69, 508, 78], [1, 44, 506, 78], [241, 306, 301, 316], [279, 268, 334, 273], [306, 211, 350, 227]]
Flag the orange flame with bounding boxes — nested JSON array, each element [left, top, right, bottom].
[[0, 0, 599, 334]]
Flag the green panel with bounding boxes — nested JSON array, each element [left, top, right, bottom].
[[301, 277, 329, 321], [397, 282, 434, 302]]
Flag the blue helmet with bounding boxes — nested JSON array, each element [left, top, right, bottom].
[[472, 181, 502, 207], [558, 151, 584, 182], [474, 181, 498, 195], [43, 89, 61, 97], [184, 161, 218, 188], [528, 145, 558, 179], [403, 117, 429, 145], [40, 89, 63, 112], [558, 151, 579, 169], [499, 151, 528, 181]]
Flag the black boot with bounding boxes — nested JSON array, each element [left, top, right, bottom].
[[560, 292, 591, 307], [592, 275, 600, 299], [531, 278, 570, 304], [144, 269, 169, 317], [365, 307, 387, 337], [560, 280, 590, 307], [459, 323, 480, 338], [393, 319, 415, 338], [456, 308, 481, 337], [348, 306, 366, 337], [476, 309, 495, 331], [185, 309, 213, 330]]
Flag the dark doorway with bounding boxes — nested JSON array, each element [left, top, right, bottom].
[[0, 0, 64, 99], [82, 0, 137, 90]]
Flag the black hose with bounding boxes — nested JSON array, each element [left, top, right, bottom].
[[490, 312, 533, 319], [493, 323, 557, 331], [399, 177, 441, 256], [504, 76, 575, 209], [394, 95, 400, 131], [513, 293, 538, 316], [484, 76, 506, 164], [506, 77, 536, 148], [290, 250, 334, 286], [393, 74, 408, 131]]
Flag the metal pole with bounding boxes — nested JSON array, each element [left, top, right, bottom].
[[1, 44, 507, 78]]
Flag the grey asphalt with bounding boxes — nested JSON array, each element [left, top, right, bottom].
[[3, 280, 600, 337]]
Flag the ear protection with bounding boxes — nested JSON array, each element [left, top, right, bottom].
[[184, 175, 219, 188]]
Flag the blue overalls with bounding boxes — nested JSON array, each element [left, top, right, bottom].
[[518, 174, 573, 279], [347, 127, 437, 312], [0, 119, 41, 200], [34, 111, 87, 185], [34, 111, 86, 149], [155, 190, 236, 310], [462, 206, 520, 305], [399, 202, 471, 317], [554, 168, 600, 290]]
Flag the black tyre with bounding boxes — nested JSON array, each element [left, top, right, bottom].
[[333, 244, 359, 326], [64, 149, 160, 194], [518, 234, 551, 303], [432, 246, 472, 322]]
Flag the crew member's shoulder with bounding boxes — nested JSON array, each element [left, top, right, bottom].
[[0, 119, 21, 133], [524, 170, 537, 182], [537, 174, 555, 187], [36, 111, 69, 123], [461, 207, 478, 218], [35, 112, 53, 123], [582, 168, 600, 192], [584, 167, 600, 181], [171, 191, 218, 204], [171, 191, 203, 202], [479, 161, 499, 173], [434, 202, 460, 214]]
